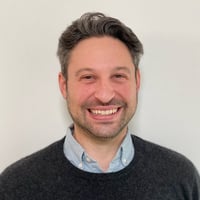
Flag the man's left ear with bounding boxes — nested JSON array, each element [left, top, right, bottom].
[[136, 69, 140, 91], [58, 72, 67, 99]]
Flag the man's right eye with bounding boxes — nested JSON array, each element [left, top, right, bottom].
[[79, 75, 96, 82], [83, 75, 93, 79]]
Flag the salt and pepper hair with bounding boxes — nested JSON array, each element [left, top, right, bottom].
[[57, 12, 143, 78]]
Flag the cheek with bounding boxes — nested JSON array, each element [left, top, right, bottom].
[[68, 83, 94, 103], [117, 83, 137, 101]]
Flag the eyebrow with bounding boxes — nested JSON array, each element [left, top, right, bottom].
[[112, 66, 132, 74], [75, 68, 94, 77], [75, 66, 132, 77]]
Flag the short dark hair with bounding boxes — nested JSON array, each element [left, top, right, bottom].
[[57, 12, 143, 77]]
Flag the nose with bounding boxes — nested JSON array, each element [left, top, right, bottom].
[[94, 79, 115, 103]]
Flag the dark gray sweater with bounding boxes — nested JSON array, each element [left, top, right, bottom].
[[0, 135, 199, 200]]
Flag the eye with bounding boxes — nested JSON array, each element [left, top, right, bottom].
[[80, 74, 96, 83], [115, 74, 124, 78], [83, 75, 93, 80], [113, 74, 127, 80]]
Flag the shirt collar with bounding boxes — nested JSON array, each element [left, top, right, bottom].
[[64, 125, 84, 167]]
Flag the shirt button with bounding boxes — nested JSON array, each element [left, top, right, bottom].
[[86, 156, 91, 163], [78, 163, 83, 169], [123, 158, 127, 165]]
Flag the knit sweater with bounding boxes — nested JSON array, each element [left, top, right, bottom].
[[0, 135, 199, 200]]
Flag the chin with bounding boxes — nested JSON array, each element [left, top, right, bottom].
[[87, 125, 127, 140]]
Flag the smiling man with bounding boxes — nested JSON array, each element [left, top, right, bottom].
[[0, 12, 199, 199], [58, 36, 140, 171]]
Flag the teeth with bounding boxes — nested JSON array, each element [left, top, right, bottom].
[[90, 108, 118, 115]]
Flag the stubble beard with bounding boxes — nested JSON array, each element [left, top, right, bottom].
[[66, 99, 137, 140]]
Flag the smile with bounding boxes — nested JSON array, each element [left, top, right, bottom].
[[89, 108, 119, 116]]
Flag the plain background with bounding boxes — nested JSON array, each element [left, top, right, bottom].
[[0, 0, 199, 173]]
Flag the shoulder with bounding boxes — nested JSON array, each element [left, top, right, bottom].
[[132, 135, 198, 172], [0, 138, 66, 194], [132, 135, 200, 195], [1, 137, 65, 173]]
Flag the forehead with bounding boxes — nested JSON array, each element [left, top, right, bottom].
[[67, 36, 135, 73]]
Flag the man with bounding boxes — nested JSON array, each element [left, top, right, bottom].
[[0, 12, 199, 199]]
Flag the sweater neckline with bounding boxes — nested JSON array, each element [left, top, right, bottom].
[[58, 135, 143, 181]]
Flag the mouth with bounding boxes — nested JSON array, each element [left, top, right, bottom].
[[88, 107, 120, 116], [89, 108, 119, 115]]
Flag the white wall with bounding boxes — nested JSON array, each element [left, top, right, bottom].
[[0, 0, 199, 172]]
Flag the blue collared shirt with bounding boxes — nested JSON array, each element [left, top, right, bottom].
[[63, 125, 135, 173]]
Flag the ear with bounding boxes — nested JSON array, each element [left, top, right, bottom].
[[58, 72, 67, 99], [135, 69, 140, 91]]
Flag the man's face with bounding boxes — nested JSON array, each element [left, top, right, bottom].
[[59, 36, 140, 140]]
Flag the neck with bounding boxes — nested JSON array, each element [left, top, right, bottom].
[[73, 127, 127, 171]]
